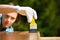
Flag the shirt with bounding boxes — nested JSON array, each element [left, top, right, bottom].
[[0, 26, 14, 32], [4, 26, 14, 32]]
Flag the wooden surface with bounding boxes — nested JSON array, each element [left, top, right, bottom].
[[0, 31, 29, 40], [0, 31, 39, 40], [0, 31, 60, 40], [40, 37, 60, 40]]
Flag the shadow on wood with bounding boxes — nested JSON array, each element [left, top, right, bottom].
[[0, 31, 29, 40]]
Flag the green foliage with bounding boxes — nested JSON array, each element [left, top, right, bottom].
[[13, 16, 29, 31]]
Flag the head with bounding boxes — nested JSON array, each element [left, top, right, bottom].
[[2, 8, 18, 28]]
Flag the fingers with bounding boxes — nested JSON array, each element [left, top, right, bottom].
[[26, 9, 33, 23], [32, 9, 37, 20]]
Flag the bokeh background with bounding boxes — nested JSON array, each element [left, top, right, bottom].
[[0, 0, 60, 37]]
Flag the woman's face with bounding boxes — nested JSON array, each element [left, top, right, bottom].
[[2, 12, 17, 28]]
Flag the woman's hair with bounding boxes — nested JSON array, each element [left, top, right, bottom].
[[15, 14, 21, 24]]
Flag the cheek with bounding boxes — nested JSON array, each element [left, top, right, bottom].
[[2, 18, 6, 24]]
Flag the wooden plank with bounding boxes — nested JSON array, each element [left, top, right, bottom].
[[1, 31, 60, 40], [0, 31, 40, 40], [40, 37, 60, 40], [0, 31, 29, 40]]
